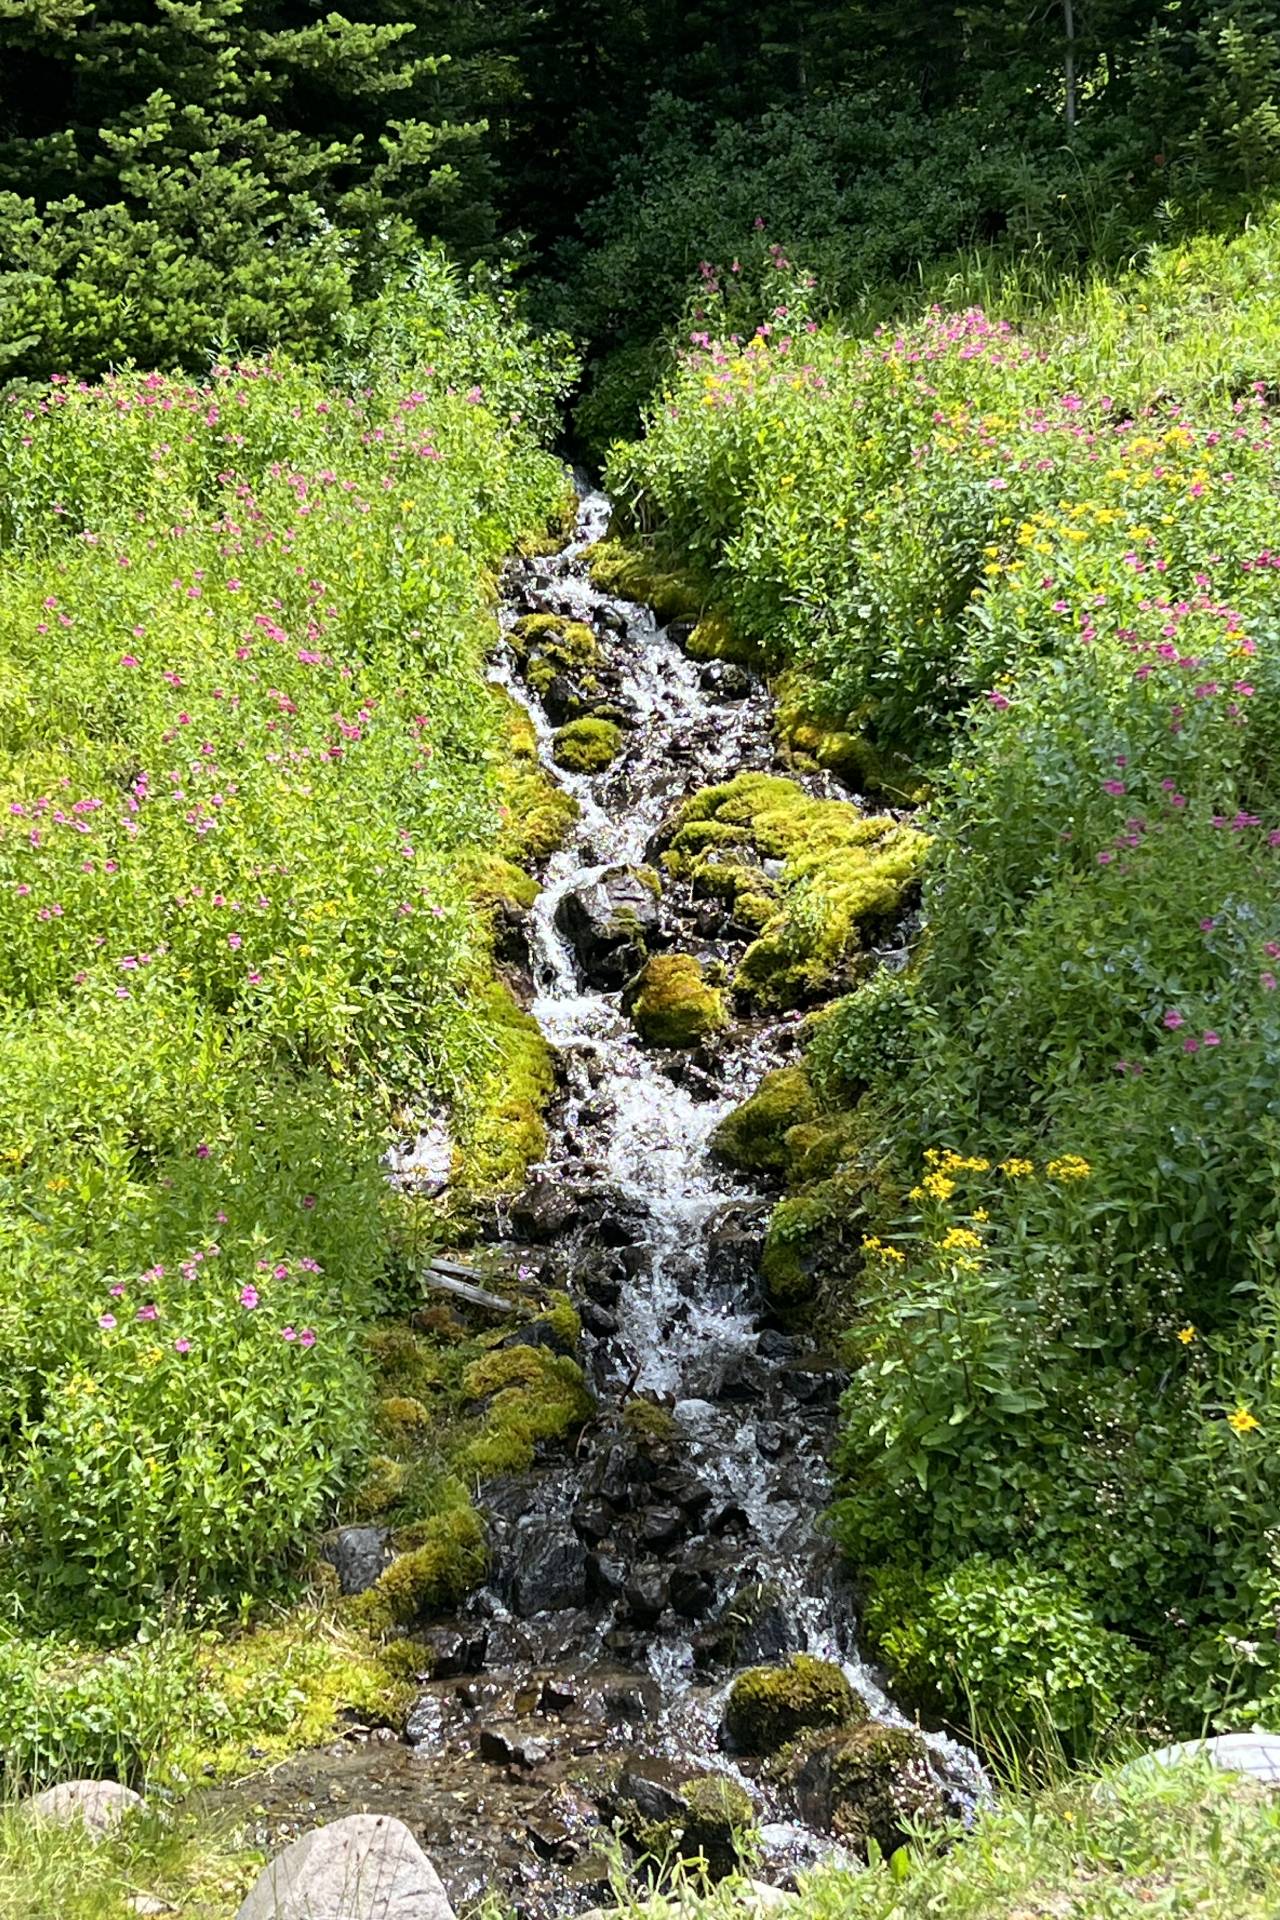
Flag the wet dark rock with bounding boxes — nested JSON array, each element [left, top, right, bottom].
[[669, 1566, 718, 1619], [579, 1265, 622, 1307], [510, 1176, 582, 1242], [687, 1345, 770, 1402], [572, 1501, 613, 1544], [601, 1678, 659, 1724], [554, 867, 661, 989], [479, 1475, 541, 1524], [539, 1676, 578, 1713], [612, 1760, 688, 1825], [418, 1624, 487, 1679], [756, 1329, 798, 1361], [479, 1725, 552, 1769], [319, 1527, 391, 1597], [594, 607, 629, 637], [781, 1364, 844, 1406], [582, 1301, 619, 1336], [638, 1506, 685, 1549], [507, 1520, 589, 1616], [586, 1552, 627, 1598], [700, 661, 754, 699], [624, 1567, 669, 1624], [711, 1581, 798, 1664]]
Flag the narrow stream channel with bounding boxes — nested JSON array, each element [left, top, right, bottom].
[[223, 487, 980, 1914]]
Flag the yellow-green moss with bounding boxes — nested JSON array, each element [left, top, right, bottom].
[[491, 685, 579, 864], [775, 671, 931, 805], [540, 1291, 582, 1348], [712, 1066, 818, 1176], [622, 1397, 680, 1446], [667, 773, 928, 1009], [584, 538, 707, 623], [458, 1345, 594, 1478], [176, 1611, 427, 1781], [626, 952, 728, 1048], [347, 1506, 488, 1632], [464, 852, 540, 913], [350, 1454, 409, 1519], [377, 1394, 431, 1440], [553, 716, 624, 773], [723, 1654, 864, 1754], [685, 608, 764, 668], [453, 978, 557, 1196]]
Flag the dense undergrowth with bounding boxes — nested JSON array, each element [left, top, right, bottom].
[[607, 207, 1280, 1747], [0, 259, 579, 1779]]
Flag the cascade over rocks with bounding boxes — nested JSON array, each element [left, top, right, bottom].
[[216, 487, 973, 1918]]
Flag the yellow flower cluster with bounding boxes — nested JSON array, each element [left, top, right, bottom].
[[909, 1170, 956, 1202], [925, 1149, 992, 1172], [1046, 1154, 1092, 1181], [999, 1156, 1035, 1178], [939, 1226, 983, 1253], [861, 1235, 906, 1265]]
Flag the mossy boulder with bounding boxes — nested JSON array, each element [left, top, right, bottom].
[[625, 953, 728, 1049], [348, 1505, 488, 1631], [664, 773, 928, 1010], [723, 1654, 865, 1754], [677, 1773, 758, 1875], [775, 671, 930, 806], [458, 1344, 594, 1478], [552, 716, 624, 773], [622, 1397, 680, 1448], [584, 539, 706, 624], [712, 1066, 818, 1176], [783, 1721, 944, 1856]]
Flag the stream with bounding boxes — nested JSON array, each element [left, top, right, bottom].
[[220, 486, 981, 1913]]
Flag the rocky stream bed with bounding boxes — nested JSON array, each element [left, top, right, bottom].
[[214, 488, 981, 1915]]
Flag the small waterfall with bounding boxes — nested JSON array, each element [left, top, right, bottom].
[[217, 486, 983, 1914]]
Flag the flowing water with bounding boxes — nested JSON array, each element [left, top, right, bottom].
[[219, 487, 981, 1912]]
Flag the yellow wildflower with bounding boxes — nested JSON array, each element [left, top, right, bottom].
[[1177, 1326, 1196, 1345], [1228, 1406, 1260, 1435], [922, 1171, 957, 1201], [1046, 1155, 1091, 1181], [1000, 1157, 1034, 1178], [940, 1227, 983, 1253]]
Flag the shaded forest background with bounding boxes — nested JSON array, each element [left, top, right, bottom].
[[3, 1, 1279, 431]]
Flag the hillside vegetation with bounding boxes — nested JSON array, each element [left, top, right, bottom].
[[608, 211, 1280, 1746]]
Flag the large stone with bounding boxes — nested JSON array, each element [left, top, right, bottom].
[[28, 1778, 143, 1835], [236, 1814, 454, 1920], [507, 1518, 588, 1615], [554, 867, 660, 988], [723, 1655, 863, 1754], [784, 1721, 945, 1855], [625, 953, 728, 1049], [319, 1526, 391, 1597], [1140, 1730, 1280, 1785]]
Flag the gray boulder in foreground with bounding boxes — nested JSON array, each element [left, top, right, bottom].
[[28, 1778, 143, 1833], [236, 1814, 455, 1920], [1140, 1730, 1280, 1786]]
